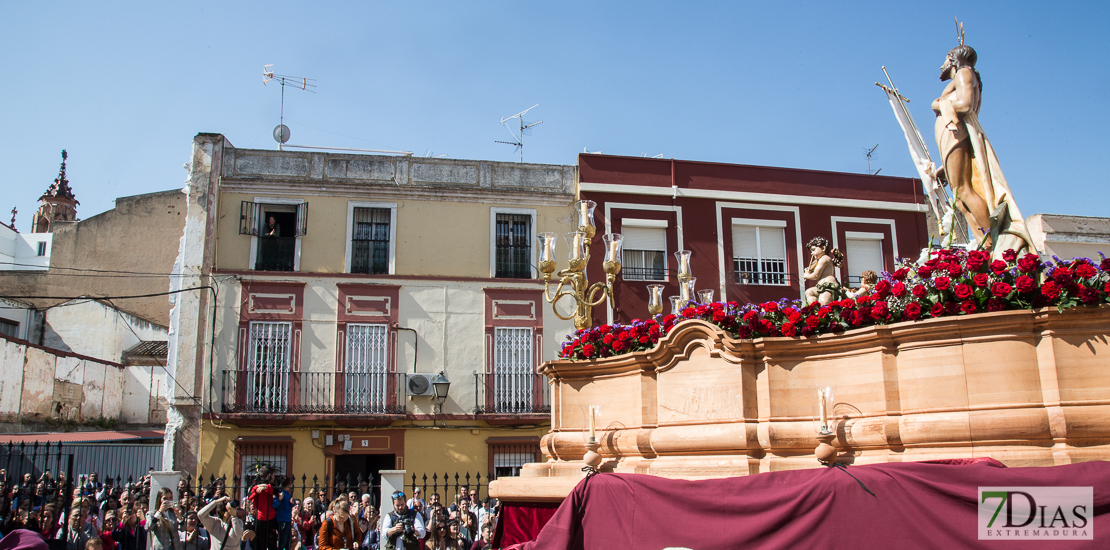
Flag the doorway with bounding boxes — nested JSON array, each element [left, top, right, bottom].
[[334, 454, 395, 508]]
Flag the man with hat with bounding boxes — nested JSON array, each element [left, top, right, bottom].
[[380, 491, 424, 550]]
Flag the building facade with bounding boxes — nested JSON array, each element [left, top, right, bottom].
[[577, 154, 929, 325], [171, 134, 578, 494]]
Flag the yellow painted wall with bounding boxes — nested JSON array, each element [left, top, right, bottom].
[[198, 422, 546, 485], [214, 193, 573, 277]]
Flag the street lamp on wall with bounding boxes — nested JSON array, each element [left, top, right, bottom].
[[432, 371, 451, 414]]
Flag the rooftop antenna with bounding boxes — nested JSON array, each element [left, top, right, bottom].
[[865, 144, 881, 175], [496, 104, 542, 163], [262, 64, 316, 150]]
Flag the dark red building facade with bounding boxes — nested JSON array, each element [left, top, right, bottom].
[[578, 154, 929, 326]]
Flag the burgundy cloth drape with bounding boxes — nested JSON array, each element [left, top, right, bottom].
[[494, 500, 560, 548], [501, 459, 1110, 549]]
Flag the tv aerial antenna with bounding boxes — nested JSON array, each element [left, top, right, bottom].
[[864, 144, 881, 175], [496, 104, 542, 163], [262, 64, 316, 150]]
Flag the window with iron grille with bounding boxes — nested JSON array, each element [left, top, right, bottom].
[[495, 214, 532, 278], [621, 225, 666, 281], [351, 208, 391, 274], [345, 324, 389, 413], [733, 224, 788, 285], [236, 441, 291, 499], [488, 441, 540, 480], [493, 327, 534, 412], [247, 321, 292, 413]]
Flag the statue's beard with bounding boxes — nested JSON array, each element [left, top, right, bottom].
[[940, 57, 956, 81]]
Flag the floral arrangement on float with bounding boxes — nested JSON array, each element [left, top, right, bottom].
[[560, 249, 1110, 361]]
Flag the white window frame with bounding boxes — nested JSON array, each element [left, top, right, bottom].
[[492, 327, 535, 412], [619, 218, 669, 282], [715, 202, 804, 301], [490, 208, 537, 279], [246, 321, 292, 413], [345, 201, 398, 274], [843, 231, 886, 283], [344, 323, 390, 413], [731, 219, 789, 286], [248, 197, 305, 272]]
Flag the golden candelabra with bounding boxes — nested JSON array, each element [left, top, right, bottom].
[[540, 200, 623, 330]]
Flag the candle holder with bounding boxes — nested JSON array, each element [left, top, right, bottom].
[[541, 200, 622, 330], [582, 440, 603, 470], [647, 285, 665, 316], [697, 289, 714, 304], [811, 385, 837, 464], [670, 296, 685, 316]]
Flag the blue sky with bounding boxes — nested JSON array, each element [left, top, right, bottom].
[[2, 1, 1107, 226]]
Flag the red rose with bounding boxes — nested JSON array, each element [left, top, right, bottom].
[[648, 324, 661, 336], [930, 303, 946, 317], [1079, 287, 1100, 304], [829, 323, 844, 334], [904, 302, 922, 320], [760, 320, 775, 333], [663, 314, 677, 325], [912, 285, 926, 299], [762, 302, 779, 312], [945, 262, 963, 277], [917, 265, 935, 279], [599, 325, 612, 334], [712, 310, 726, 323], [1076, 263, 1098, 279], [603, 334, 615, 345], [1041, 281, 1062, 300], [849, 311, 865, 326], [1002, 249, 1018, 262], [581, 343, 596, 357], [781, 323, 798, 337], [874, 280, 892, 298], [953, 283, 973, 299], [990, 260, 1008, 275], [1015, 275, 1036, 293], [960, 300, 977, 314], [1105, 281, 1110, 294], [743, 311, 759, 324], [1052, 267, 1074, 286], [892, 267, 910, 281], [991, 282, 1013, 298], [968, 250, 990, 264], [986, 298, 1004, 312], [934, 276, 952, 291], [891, 281, 906, 298], [806, 316, 821, 329], [611, 340, 625, 352], [972, 273, 990, 288], [1017, 254, 1041, 273], [682, 307, 697, 318], [618, 331, 632, 341], [871, 301, 889, 320]]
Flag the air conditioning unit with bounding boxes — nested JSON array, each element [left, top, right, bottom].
[[406, 374, 434, 397]]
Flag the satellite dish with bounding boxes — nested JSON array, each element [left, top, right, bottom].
[[273, 124, 291, 144]]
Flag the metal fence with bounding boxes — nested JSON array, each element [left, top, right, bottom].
[[407, 471, 491, 503], [61, 443, 162, 483], [1, 442, 76, 546]]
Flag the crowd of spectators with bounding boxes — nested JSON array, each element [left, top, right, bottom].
[[0, 467, 499, 550]]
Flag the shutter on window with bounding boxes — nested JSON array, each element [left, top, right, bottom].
[[759, 227, 786, 260], [846, 238, 884, 279], [240, 201, 261, 235], [620, 226, 665, 251], [295, 203, 309, 236], [732, 225, 758, 259]]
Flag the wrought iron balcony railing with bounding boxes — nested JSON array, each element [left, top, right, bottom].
[[220, 370, 406, 415], [473, 372, 551, 415]]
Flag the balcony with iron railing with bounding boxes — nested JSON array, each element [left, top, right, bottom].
[[220, 370, 407, 417], [473, 372, 551, 423]]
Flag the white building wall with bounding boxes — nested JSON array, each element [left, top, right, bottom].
[[41, 299, 167, 363], [0, 335, 166, 425], [0, 224, 51, 271]]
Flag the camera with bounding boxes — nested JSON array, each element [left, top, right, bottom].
[[402, 517, 415, 536]]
